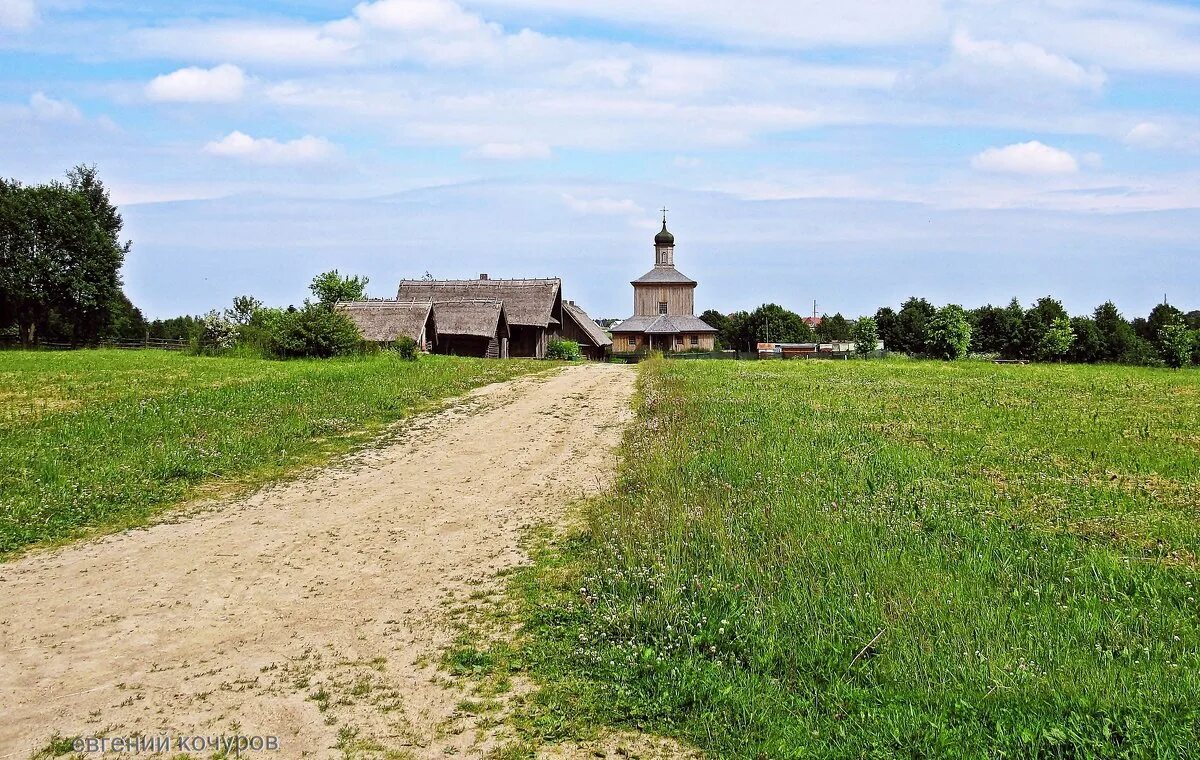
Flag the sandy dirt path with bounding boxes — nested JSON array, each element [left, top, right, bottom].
[[0, 363, 635, 759]]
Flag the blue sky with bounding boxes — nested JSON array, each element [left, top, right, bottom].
[[3, 0, 1199, 320]]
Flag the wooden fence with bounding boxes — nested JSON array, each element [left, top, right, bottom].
[[1, 337, 189, 351]]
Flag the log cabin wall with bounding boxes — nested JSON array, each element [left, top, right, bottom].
[[633, 284, 695, 316]]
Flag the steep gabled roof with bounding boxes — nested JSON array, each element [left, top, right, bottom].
[[397, 278, 560, 327], [335, 301, 432, 342], [631, 267, 696, 285], [562, 301, 612, 348], [431, 300, 508, 339], [610, 314, 717, 334]]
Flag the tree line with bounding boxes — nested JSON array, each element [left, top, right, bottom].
[[700, 297, 1200, 368]]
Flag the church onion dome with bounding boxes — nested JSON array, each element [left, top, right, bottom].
[[654, 221, 674, 247]]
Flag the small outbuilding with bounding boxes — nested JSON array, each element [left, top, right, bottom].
[[429, 300, 510, 358], [560, 300, 612, 360], [335, 301, 434, 345]]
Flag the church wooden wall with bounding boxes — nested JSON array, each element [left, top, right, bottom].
[[634, 284, 695, 316]]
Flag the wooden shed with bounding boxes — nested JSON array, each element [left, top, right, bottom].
[[560, 300, 612, 360], [429, 300, 510, 358], [334, 301, 433, 346]]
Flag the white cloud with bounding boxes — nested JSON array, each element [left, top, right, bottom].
[[971, 141, 1080, 175], [204, 131, 336, 164], [465, 141, 551, 160], [1123, 121, 1200, 151], [146, 64, 248, 103], [468, 0, 945, 49], [561, 194, 643, 216], [0, 0, 36, 29], [29, 92, 81, 121], [946, 29, 1105, 92]]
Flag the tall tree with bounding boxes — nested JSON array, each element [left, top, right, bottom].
[[739, 304, 813, 346], [970, 301, 1022, 356], [894, 297, 936, 354], [1143, 303, 1185, 346], [1020, 297, 1069, 360], [1157, 323, 1194, 369], [1067, 316, 1104, 363], [1093, 302, 1137, 362], [853, 317, 879, 357], [925, 304, 972, 360], [873, 307, 899, 351], [1037, 316, 1075, 361], [0, 167, 129, 345], [815, 312, 852, 341], [310, 270, 369, 306]]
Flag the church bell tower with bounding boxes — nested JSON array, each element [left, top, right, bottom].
[[654, 210, 675, 267]]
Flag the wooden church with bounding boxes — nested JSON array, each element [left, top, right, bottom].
[[610, 215, 717, 353]]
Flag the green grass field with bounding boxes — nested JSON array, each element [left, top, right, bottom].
[[511, 358, 1200, 758], [0, 349, 543, 557]]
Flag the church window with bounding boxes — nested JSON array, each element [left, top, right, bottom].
[[658, 302, 668, 314], [690, 335, 699, 346]]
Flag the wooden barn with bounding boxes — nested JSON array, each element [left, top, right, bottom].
[[561, 300, 613, 360], [339, 275, 610, 359]]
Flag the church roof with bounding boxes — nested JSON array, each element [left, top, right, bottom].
[[610, 314, 717, 334], [335, 300, 432, 342], [631, 267, 696, 285], [654, 220, 674, 247], [396, 278, 560, 327]]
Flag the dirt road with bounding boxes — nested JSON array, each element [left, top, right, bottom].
[[0, 363, 635, 759]]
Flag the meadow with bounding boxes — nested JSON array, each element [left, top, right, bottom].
[[511, 358, 1200, 758], [0, 349, 543, 557]]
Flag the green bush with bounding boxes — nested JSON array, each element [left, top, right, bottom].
[[265, 303, 363, 358], [547, 339, 582, 360], [393, 336, 420, 360]]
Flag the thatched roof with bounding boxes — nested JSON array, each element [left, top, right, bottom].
[[431, 300, 508, 338], [335, 301, 432, 342], [610, 314, 717, 334], [562, 301, 612, 347], [397, 278, 560, 327]]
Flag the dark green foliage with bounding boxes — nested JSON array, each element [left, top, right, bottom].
[[970, 299, 1023, 356], [924, 304, 972, 360], [814, 312, 851, 341], [147, 314, 198, 341], [1020, 296, 1069, 359], [894, 297, 936, 354], [0, 166, 129, 345], [1141, 303, 1184, 345], [106, 292, 148, 341], [873, 306, 899, 351], [547, 339, 582, 360], [264, 302, 364, 358], [225, 295, 263, 326], [1067, 316, 1104, 363], [1093, 302, 1137, 362], [698, 309, 729, 348], [309, 270, 369, 306]]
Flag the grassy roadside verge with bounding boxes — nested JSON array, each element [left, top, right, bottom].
[[487, 358, 1200, 758], [0, 349, 546, 558]]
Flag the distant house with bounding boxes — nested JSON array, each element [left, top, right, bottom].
[[336, 274, 610, 359]]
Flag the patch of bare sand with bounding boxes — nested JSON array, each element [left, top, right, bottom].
[[0, 363, 651, 759]]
